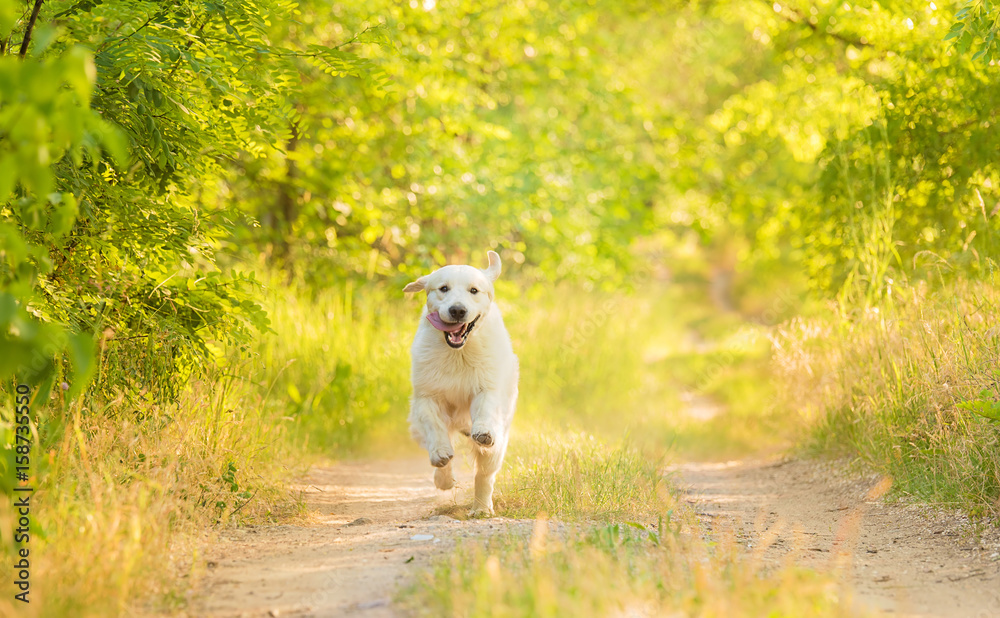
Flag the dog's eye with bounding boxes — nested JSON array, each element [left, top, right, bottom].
[[439, 286, 449, 293], [470, 288, 479, 295]]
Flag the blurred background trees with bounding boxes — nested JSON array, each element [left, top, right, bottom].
[[3, 0, 1000, 390]]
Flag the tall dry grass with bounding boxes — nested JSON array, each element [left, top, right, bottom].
[[0, 366, 297, 616], [771, 278, 1000, 515]]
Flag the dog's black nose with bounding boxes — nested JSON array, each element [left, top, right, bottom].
[[449, 305, 467, 320]]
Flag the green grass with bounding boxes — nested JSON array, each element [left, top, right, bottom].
[[642, 322, 790, 460], [495, 433, 664, 521], [506, 284, 792, 460], [256, 279, 414, 455], [261, 277, 790, 462], [771, 277, 1000, 516]]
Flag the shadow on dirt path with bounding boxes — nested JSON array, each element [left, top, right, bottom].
[[188, 458, 532, 618], [677, 458, 1000, 617]]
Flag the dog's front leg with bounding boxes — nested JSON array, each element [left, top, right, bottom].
[[409, 396, 453, 469], [469, 391, 503, 447]]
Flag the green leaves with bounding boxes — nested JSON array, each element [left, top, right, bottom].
[[0, 32, 127, 394], [674, 0, 1000, 300], [64, 333, 96, 398], [53, 0, 107, 19], [948, 1, 999, 63], [0, 46, 117, 201], [0, 0, 299, 403], [958, 390, 1000, 422], [0, 0, 15, 36]]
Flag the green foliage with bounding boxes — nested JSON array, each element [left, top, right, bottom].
[[956, 389, 1000, 422], [1, 0, 386, 398], [0, 28, 122, 389], [948, 1, 1000, 62], [2, 0, 664, 410], [3, 0, 997, 415], [4, 0, 1000, 609], [256, 278, 412, 453], [657, 1, 1000, 302]]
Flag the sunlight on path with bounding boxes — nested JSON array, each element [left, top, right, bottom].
[[676, 458, 1000, 618], [188, 459, 532, 618]]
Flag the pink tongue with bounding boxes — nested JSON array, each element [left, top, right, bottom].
[[427, 311, 465, 332]]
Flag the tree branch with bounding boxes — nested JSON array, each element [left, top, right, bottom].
[[765, 0, 872, 50], [166, 14, 211, 80], [19, 0, 45, 58]]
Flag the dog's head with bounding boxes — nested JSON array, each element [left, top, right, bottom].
[[403, 251, 501, 349]]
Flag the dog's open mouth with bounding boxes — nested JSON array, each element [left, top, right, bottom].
[[427, 312, 481, 349]]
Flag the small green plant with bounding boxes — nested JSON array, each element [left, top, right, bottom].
[[957, 390, 1000, 422], [213, 461, 256, 519], [587, 518, 670, 550]]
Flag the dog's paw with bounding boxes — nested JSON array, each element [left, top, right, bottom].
[[471, 432, 494, 447], [434, 466, 455, 490], [469, 507, 495, 518], [429, 447, 454, 468]]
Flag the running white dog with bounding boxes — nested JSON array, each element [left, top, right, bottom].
[[403, 251, 519, 516]]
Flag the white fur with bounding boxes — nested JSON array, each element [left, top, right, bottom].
[[404, 251, 519, 516]]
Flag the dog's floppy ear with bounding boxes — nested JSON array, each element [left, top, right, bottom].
[[403, 276, 428, 293], [482, 251, 501, 282]]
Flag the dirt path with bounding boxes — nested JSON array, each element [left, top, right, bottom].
[[188, 457, 532, 618], [188, 454, 1000, 617], [678, 458, 1000, 617]]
